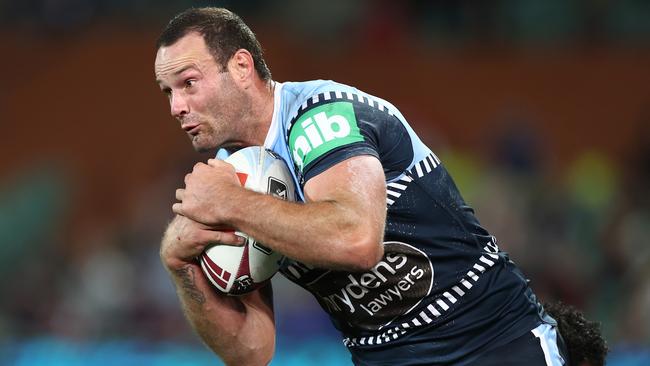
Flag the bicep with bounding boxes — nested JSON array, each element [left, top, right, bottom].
[[304, 155, 386, 228]]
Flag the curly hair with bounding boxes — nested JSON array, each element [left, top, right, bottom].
[[544, 301, 608, 366]]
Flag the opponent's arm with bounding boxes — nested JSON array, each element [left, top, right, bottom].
[[161, 216, 275, 366], [173, 155, 386, 271]]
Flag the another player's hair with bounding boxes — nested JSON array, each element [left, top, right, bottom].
[[544, 301, 608, 366], [156, 7, 271, 81]]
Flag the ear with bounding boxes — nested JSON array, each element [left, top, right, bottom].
[[228, 49, 255, 88]]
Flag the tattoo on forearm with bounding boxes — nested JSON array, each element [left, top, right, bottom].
[[174, 265, 207, 305]]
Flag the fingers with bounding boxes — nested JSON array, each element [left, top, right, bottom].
[[162, 222, 245, 262], [181, 160, 219, 187], [183, 162, 208, 184], [200, 230, 246, 247], [172, 202, 183, 215], [175, 159, 239, 225], [168, 212, 243, 247], [207, 158, 235, 174]]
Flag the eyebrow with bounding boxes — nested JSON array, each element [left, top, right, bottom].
[[156, 65, 199, 85]]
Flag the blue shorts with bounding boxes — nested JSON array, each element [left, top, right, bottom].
[[350, 323, 568, 365], [469, 324, 568, 366]]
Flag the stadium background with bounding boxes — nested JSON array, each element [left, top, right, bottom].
[[1, 0, 649, 364]]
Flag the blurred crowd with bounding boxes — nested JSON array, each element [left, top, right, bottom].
[[1, 0, 649, 364], [444, 119, 650, 346], [2, 0, 649, 46]]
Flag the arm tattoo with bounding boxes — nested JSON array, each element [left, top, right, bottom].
[[174, 265, 207, 305]]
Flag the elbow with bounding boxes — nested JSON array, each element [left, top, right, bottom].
[[246, 338, 275, 366], [241, 346, 274, 366], [223, 338, 274, 366], [342, 229, 384, 272], [224, 352, 273, 366], [356, 242, 384, 272]]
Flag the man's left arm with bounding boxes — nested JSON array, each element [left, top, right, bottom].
[[173, 154, 386, 272]]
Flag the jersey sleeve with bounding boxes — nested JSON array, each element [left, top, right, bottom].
[[287, 93, 383, 183]]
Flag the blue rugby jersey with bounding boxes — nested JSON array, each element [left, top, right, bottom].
[[221, 80, 554, 365]]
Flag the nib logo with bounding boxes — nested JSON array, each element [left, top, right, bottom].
[[295, 111, 351, 150], [289, 101, 364, 171]]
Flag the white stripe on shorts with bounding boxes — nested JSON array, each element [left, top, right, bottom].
[[531, 323, 565, 366]]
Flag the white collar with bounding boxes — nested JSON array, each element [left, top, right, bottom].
[[263, 81, 283, 148]]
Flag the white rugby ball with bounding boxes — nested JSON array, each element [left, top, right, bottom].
[[199, 146, 295, 296]]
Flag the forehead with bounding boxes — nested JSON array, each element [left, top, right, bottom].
[[155, 32, 214, 77]]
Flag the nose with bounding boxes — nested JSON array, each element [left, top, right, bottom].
[[170, 93, 189, 119]]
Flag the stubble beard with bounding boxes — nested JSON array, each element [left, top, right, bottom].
[[206, 94, 254, 153], [190, 120, 224, 154], [191, 75, 255, 154]]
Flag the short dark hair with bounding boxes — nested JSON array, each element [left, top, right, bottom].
[[544, 301, 608, 366], [156, 7, 271, 81]]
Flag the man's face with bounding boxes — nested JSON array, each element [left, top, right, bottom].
[[155, 32, 250, 152]]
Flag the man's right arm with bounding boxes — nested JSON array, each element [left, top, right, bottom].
[[161, 216, 276, 366]]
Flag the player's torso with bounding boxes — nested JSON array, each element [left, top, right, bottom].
[[264, 80, 548, 365]]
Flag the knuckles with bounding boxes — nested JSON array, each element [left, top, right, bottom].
[[185, 161, 238, 186]]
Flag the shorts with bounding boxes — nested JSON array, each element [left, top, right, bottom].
[[469, 323, 569, 366]]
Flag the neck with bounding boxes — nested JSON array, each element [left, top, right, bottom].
[[247, 79, 275, 146]]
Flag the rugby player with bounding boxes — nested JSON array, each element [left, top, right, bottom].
[[157, 7, 573, 365]]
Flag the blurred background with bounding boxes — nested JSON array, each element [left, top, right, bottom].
[[1, 0, 649, 365]]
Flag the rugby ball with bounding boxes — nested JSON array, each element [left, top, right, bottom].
[[199, 146, 296, 296]]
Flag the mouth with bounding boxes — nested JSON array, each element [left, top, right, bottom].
[[182, 123, 200, 136]]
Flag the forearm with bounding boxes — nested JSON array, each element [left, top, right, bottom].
[[175, 155, 387, 272], [160, 218, 275, 365], [169, 262, 275, 366], [227, 190, 384, 271]]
